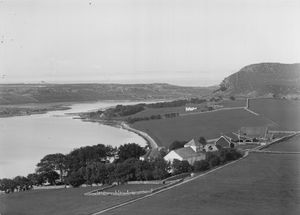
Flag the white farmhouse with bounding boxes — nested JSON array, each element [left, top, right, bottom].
[[164, 139, 206, 165]]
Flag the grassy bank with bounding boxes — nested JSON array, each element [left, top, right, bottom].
[[0, 186, 141, 215], [102, 152, 300, 215]]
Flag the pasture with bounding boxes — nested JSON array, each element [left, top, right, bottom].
[[132, 108, 276, 147], [0, 186, 140, 215], [249, 98, 300, 131], [103, 153, 300, 215]]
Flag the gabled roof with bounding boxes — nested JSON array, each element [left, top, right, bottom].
[[221, 132, 237, 140], [174, 147, 200, 159], [240, 127, 268, 138], [216, 135, 232, 144], [184, 139, 200, 147]]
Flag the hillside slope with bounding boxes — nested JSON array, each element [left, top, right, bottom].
[[0, 83, 215, 105], [219, 63, 300, 97]]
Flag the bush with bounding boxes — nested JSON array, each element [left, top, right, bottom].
[[206, 153, 221, 168], [193, 160, 210, 172], [172, 160, 192, 175], [219, 148, 243, 163]]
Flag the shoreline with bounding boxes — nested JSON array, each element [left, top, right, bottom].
[[0, 105, 71, 118], [77, 116, 159, 149]]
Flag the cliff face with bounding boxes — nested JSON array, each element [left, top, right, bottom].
[[219, 63, 300, 97]]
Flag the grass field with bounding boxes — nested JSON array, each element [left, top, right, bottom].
[[249, 98, 300, 131], [103, 153, 300, 215], [0, 186, 140, 215], [132, 108, 277, 147], [263, 135, 300, 152]]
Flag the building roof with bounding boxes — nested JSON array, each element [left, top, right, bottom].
[[240, 127, 268, 138], [174, 147, 200, 159], [184, 139, 200, 147]]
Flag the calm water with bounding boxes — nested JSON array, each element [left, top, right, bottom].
[[0, 101, 149, 178]]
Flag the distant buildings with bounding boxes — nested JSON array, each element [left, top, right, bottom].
[[215, 135, 236, 148], [233, 126, 270, 143], [185, 106, 198, 112]]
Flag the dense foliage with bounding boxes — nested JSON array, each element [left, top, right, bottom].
[[148, 98, 206, 108], [104, 104, 146, 117], [0, 143, 243, 192]]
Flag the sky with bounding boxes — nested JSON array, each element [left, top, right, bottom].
[[0, 0, 300, 86]]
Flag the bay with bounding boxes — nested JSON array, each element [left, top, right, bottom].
[[0, 100, 151, 178]]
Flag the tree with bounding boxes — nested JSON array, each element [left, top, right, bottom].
[[42, 171, 60, 185], [169, 141, 187, 151], [172, 160, 192, 175], [66, 170, 85, 187], [65, 144, 116, 172], [117, 143, 146, 162], [27, 173, 45, 186], [198, 137, 207, 145], [152, 158, 170, 180], [114, 161, 136, 184], [37, 153, 66, 182], [230, 96, 235, 100], [0, 178, 16, 193], [13, 176, 31, 191], [219, 148, 242, 163]]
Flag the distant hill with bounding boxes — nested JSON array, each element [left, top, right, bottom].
[[218, 63, 300, 97], [0, 83, 215, 105]]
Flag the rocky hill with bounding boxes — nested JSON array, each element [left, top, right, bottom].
[[0, 83, 215, 105], [218, 63, 300, 97]]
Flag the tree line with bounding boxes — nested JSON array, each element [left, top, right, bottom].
[[0, 141, 242, 193]]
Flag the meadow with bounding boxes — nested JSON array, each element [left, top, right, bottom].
[[103, 153, 300, 215], [132, 108, 276, 147], [249, 98, 300, 131], [0, 186, 140, 215]]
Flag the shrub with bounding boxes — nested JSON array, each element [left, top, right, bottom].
[[172, 160, 192, 175], [193, 160, 210, 172], [219, 148, 243, 163], [206, 153, 221, 168]]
